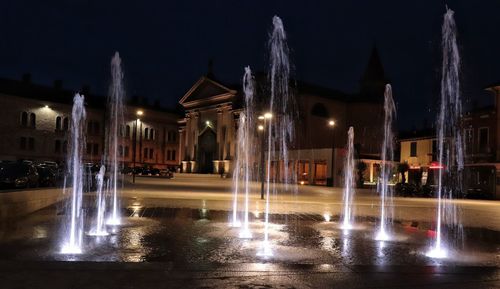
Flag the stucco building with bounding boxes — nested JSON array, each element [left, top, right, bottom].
[[178, 47, 389, 186]]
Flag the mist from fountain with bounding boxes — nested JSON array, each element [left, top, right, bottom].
[[375, 84, 396, 241], [106, 52, 125, 226], [60, 94, 86, 254], [89, 165, 108, 236], [341, 127, 355, 230], [426, 7, 464, 259], [258, 15, 296, 257]]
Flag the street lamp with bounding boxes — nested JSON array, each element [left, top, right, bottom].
[[328, 119, 335, 187], [132, 110, 143, 183]]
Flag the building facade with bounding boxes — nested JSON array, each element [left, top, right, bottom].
[[0, 76, 180, 169], [178, 47, 388, 186]]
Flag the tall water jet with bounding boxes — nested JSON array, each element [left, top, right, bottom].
[[106, 52, 125, 226], [61, 94, 86, 254], [89, 165, 108, 236], [427, 7, 464, 259], [258, 15, 296, 257], [375, 84, 396, 241], [239, 66, 255, 238], [341, 127, 355, 230]]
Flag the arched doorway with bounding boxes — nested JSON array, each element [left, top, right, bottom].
[[198, 128, 216, 173]]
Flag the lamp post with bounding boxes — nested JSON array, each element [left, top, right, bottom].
[[328, 120, 335, 187], [259, 113, 272, 200], [132, 110, 143, 183]]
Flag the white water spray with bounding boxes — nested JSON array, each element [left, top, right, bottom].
[[89, 165, 108, 236], [61, 94, 86, 254], [341, 127, 355, 230], [258, 16, 296, 257], [427, 7, 464, 259], [106, 52, 125, 226], [376, 84, 396, 241]]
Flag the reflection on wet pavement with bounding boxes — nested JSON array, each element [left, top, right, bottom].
[[0, 203, 498, 269]]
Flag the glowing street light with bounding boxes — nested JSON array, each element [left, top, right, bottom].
[[264, 112, 273, 119], [206, 120, 211, 126], [328, 120, 335, 127], [258, 125, 264, 131], [258, 115, 265, 120], [328, 119, 336, 187], [136, 110, 143, 116]]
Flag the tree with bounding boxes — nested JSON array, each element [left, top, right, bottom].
[[397, 162, 410, 184]]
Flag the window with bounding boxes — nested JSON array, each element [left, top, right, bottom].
[[93, 144, 99, 156], [30, 113, 36, 128], [479, 127, 489, 153], [432, 140, 437, 161], [21, 112, 28, 126], [464, 128, 473, 154], [124, 146, 129, 157], [311, 103, 329, 118], [28, 137, 35, 150], [87, 142, 92, 155], [144, 128, 149, 140], [143, 148, 148, 159], [172, 150, 176, 161], [63, 141, 68, 153], [56, 116, 62, 131], [410, 142, 417, 157], [119, 145, 123, 157], [166, 150, 171, 161], [20, 137, 27, 150], [167, 130, 177, 142], [87, 121, 93, 134], [55, 140, 61, 153], [63, 117, 69, 131], [149, 148, 154, 159], [150, 129, 154, 140], [126, 125, 131, 138]]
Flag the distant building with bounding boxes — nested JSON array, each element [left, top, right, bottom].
[[0, 75, 180, 169], [178, 46, 388, 186]]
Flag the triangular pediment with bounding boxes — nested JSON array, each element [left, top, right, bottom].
[[179, 76, 236, 108]]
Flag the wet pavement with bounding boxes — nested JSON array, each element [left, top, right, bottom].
[[0, 198, 499, 288]]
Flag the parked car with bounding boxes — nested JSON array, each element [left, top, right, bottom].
[[160, 169, 173, 178], [0, 162, 39, 189], [36, 165, 57, 187], [121, 166, 133, 175]]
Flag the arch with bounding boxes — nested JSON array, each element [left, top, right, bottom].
[[21, 111, 28, 126], [29, 113, 36, 128], [56, 116, 62, 130]]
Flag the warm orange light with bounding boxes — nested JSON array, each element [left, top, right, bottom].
[[258, 125, 264, 131], [328, 120, 335, 127], [264, 112, 272, 119], [136, 110, 143, 116]]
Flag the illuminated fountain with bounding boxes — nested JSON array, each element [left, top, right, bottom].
[[375, 84, 396, 241], [60, 94, 86, 254], [230, 66, 256, 232], [340, 127, 355, 231], [426, 7, 464, 259], [258, 15, 296, 257], [106, 52, 125, 226], [88, 165, 108, 236]]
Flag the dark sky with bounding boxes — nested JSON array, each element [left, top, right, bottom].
[[1, 0, 500, 130]]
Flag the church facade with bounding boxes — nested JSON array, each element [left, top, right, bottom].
[[178, 47, 389, 187]]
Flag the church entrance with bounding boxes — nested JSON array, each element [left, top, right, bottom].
[[198, 128, 216, 173]]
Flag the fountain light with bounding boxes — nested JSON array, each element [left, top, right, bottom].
[[238, 228, 252, 239], [60, 243, 82, 255], [323, 213, 331, 222], [256, 241, 273, 258], [425, 246, 448, 259], [375, 229, 391, 241]]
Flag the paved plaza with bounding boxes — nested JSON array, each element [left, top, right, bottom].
[[0, 174, 499, 288]]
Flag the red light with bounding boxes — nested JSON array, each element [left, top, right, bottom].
[[429, 162, 444, 169]]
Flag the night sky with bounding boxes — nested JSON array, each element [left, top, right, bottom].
[[1, 0, 500, 129]]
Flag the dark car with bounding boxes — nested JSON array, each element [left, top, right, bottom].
[[0, 162, 39, 189], [36, 166, 57, 187], [160, 169, 173, 178]]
